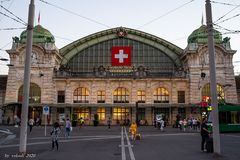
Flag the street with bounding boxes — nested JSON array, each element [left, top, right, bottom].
[[0, 125, 240, 160]]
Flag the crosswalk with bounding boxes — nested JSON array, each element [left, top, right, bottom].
[[120, 126, 135, 160]]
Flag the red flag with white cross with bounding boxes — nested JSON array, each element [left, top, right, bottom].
[[111, 46, 131, 66]]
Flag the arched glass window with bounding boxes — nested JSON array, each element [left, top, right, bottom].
[[113, 87, 129, 103], [18, 83, 41, 103], [97, 90, 105, 103], [137, 90, 145, 103], [202, 83, 225, 104], [154, 87, 169, 103], [67, 38, 176, 74], [73, 87, 89, 103]]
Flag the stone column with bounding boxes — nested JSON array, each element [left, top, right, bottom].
[[145, 107, 152, 126]]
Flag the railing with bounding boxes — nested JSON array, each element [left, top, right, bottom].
[[53, 70, 187, 79]]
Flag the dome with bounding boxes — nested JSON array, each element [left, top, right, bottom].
[[187, 25, 222, 44], [20, 25, 55, 43]]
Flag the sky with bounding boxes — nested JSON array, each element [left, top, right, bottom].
[[0, 0, 239, 75]]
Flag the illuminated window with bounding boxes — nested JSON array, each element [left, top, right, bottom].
[[113, 87, 129, 103], [154, 87, 169, 103], [73, 108, 89, 120], [113, 107, 129, 120], [73, 87, 89, 103], [97, 107, 105, 120], [137, 90, 145, 103], [18, 83, 41, 103], [202, 83, 225, 104], [97, 91, 105, 103]]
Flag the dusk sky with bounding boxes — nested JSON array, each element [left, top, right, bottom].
[[0, 0, 239, 75]]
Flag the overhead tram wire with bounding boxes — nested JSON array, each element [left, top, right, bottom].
[[137, 0, 195, 29], [213, 23, 240, 33], [213, 4, 240, 24], [0, 4, 27, 25], [0, 27, 26, 30], [215, 13, 240, 25], [54, 35, 74, 42], [0, 0, 14, 22], [0, 11, 26, 26], [38, 0, 111, 29], [211, 1, 240, 7]]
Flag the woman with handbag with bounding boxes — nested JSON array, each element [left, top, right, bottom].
[[51, 122, 60, 151]]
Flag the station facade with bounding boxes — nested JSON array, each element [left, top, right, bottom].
[[2, 25, 238, 126]]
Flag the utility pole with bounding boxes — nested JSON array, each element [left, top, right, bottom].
[[19, 0, 35, 154], [136, 101, 139, 124], [205, 0, 221, 155]]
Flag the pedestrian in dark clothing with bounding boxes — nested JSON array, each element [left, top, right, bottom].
[[7, 116, 10, 125], [126, 119, 130, 126], [51, 122, 60, 151], [107, 117, 111, 129], [201, 118, 209, 152]]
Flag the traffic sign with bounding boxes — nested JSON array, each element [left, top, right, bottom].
[[43, 105, 49, 115]]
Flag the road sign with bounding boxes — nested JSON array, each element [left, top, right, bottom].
[[43, 105, 49, 115]]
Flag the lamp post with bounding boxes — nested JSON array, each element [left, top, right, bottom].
[[19, 0, 35, 154]]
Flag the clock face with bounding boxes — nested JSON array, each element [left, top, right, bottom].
[[31, 52, 38, 64]]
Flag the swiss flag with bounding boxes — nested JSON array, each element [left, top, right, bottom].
[[111, 46, 131, 66]]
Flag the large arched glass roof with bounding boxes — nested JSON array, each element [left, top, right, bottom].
[[59, 27, 184, 78]]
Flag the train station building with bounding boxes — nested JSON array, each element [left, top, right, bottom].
[[0, 24, 238, 126]]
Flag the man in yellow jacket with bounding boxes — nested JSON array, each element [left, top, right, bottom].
[[129, 122, 137, 140]]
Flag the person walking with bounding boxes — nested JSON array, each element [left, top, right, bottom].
[[50, 122, 60, 151], [160, 119, 165, 132], [65, 118, 71, 138], [201, 118, 209, 152], [107, 117, 111, 129], [28, 117, 34, 133], [129, 122, 137, 140], [79, 117, 84, 128]]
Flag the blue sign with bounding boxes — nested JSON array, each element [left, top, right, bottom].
[[43, 105, 49, 115]]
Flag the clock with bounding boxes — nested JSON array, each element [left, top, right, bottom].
[[31, 52, 38, 64]]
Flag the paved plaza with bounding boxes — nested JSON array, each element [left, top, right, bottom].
[[0, 125, 240, 160]]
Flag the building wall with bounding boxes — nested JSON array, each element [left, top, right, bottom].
[[55, 79, 189, 104], [186, 44, 238, 104], [3, 28, 238, 126]]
